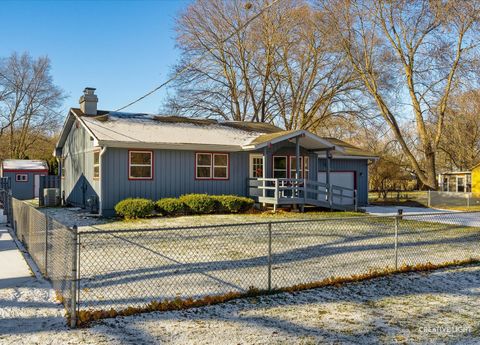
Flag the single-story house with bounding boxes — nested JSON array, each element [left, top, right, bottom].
[[54, 88, 378, 216], [0, 159, 49, 199], [438, 171, 472, 193]]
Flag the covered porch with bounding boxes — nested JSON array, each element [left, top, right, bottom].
[[243, 130, 358, 211]]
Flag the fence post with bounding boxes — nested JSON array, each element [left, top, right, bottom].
[[394, 209, 402, 270], [467, 194, 470, 208], [267, 222, 272, 292], [44, 210, 48, 277], [354, 189, 358, 212], [427, 190, 431, 208], [70, 225, 78, 328]]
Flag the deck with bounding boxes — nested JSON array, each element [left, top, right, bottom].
[[248, 178, 357, 211]]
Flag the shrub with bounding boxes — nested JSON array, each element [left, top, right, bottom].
[[114, 198, 155, 219], [156, 198, 186, 216], [212, 195, 254, 213], [179, 194, 216, 214]]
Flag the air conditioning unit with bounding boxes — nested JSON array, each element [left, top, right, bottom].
[[44, 188, 60, 207]]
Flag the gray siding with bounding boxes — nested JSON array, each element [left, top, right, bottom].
[[318, 158, 369, 206], [101, 148, 250, 215], [62, 121, 100, 208], [2, 171, 45, 200]]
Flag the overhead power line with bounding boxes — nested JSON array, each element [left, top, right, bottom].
[[113, 0, 282, 112]]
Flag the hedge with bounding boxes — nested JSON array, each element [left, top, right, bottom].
[[156, 198, 186, 216], [115, 194, 255, 219], [179, 194, 216, 214], [114, 198, 155, 220], [211, 195, 254, 213]]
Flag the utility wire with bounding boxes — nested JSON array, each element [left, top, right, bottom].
[[113, 0, 281, 112]]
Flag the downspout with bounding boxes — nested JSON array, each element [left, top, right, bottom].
[[98, 146, 107, 215], [326, 149, 332, 210]]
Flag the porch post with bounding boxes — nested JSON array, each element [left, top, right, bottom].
[[263, 146, 268, 202], [295, 136, 300, 199], [295, 136, 300, 180]]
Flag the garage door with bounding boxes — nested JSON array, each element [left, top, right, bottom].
[[318, 171, 355, 205]]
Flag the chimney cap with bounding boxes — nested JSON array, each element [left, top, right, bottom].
[[84, 87, 96, 94]]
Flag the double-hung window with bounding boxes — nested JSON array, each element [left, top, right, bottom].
[[273, 156, 287, 178], [93, 150, 100, 179], [129, 151, 153, 180], [289, 156, 303, 179], [196, 153, 229, 180]]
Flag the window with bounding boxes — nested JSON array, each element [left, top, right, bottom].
[[289, 156, 309, 179], [196, 153, 212, 179], [16, 174, 28, 182], [93, 150, 100, 179], [129, 151, 153, 180], [213, 154, 228, 179], [61, 158, 66, 179], [303, 156, 309, 179], [250, 155, 264, 178], [196, 153, 229, 180], [273, 156, 287, 178], [457, 176, 465, 192]]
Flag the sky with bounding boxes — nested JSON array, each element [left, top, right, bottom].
[[0, 0, 191, 114]]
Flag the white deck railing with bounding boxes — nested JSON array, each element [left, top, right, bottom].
[[248, 177, 357, 211]]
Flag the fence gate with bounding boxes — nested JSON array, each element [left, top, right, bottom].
[[0, 177, 12, 224]]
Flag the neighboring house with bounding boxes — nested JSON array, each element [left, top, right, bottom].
[[0, 159, 48, 199], [472, 163, 480, 196], [438, 171, 472, 193], [54, 88, 378, 216]]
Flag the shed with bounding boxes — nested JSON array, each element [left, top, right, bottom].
[[0, 159, 49, 200]]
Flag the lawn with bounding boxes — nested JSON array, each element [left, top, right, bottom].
[[368, 190, 429, 207], [38, 206, 364, 231], [76, 211, 480, 314]]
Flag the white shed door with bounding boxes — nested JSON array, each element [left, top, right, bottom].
[[318, 171, 355, 205], [34, 175, 40, 198]]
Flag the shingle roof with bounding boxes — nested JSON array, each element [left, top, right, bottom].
[[321, 137, 377, 157], [71, 109, 277, 150], [57, 108, 377, 159]]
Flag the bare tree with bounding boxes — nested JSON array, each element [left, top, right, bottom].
[[166, 0, 356, 129], [324, 0, 480, 189], [0, 52, 64, 159], [437, 89, 480, 171]]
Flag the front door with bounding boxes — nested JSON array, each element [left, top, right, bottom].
[[249, 154, 264, 197], [318, 171, 355, 205]]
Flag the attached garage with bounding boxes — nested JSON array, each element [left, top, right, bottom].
[[318, 171, 356, 205]]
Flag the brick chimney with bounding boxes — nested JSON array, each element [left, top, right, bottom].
[[79, 87, 98, 115]]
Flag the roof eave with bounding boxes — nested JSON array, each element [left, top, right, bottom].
[[97, 140, 243, 152], [242, 130, 341, 151]]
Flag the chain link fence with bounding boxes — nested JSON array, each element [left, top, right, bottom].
[[10, 198, 78, 326], [78, 211, 480, 314], [428, 191, 480, 208], [4, 196, 480, 327]]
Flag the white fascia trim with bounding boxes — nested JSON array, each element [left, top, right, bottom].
[[242, 130, 341, 151], [73, 111, 100, 143], [98, 140, 243, 152]]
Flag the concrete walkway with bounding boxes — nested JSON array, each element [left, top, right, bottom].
[[0, 210, 34, 288], [361, 205, 450, 216]]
